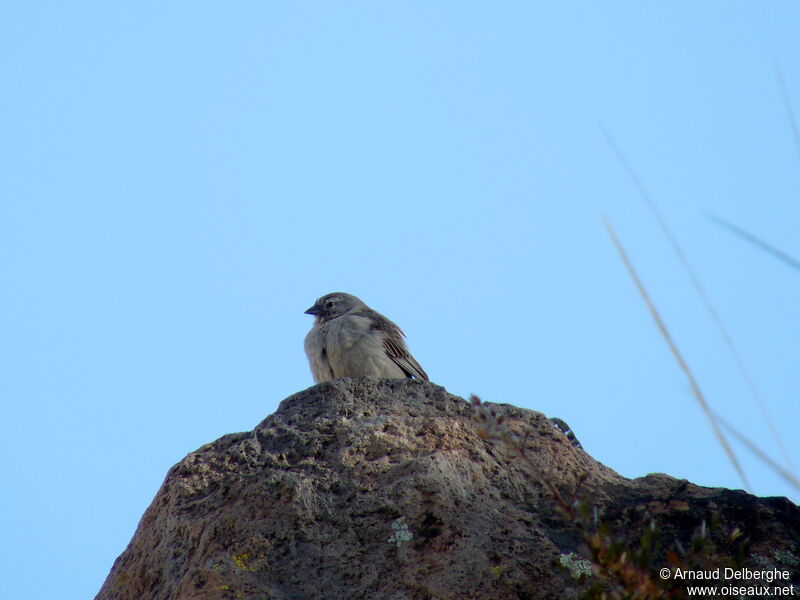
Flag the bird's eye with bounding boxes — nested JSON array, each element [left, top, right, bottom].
[[326, 301, 335, 308]]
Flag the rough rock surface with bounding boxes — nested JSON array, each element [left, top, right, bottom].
[[96, 379, 800, 600]]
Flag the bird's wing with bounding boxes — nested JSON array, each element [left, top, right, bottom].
[[361, 310, 429, 381]]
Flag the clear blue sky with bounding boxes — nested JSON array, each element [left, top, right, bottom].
[[2, 3, 799, 599]]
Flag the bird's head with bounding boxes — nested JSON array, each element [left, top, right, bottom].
[[304, 292, 365, 322]]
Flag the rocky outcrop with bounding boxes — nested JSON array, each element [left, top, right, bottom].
[[95, 379, 800, 600]]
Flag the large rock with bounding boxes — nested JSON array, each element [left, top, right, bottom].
[[95, 379, 800, 599]]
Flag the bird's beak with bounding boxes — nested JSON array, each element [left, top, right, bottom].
[[304, 304, 322, 316]]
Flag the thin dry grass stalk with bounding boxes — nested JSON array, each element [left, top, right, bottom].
[[602, 127, 795, 479], [715, 413, 800, 493], [470, 395, 669, 599], [706, 213, 800, 273], [602, 217, 751, 492], [469, 395, 580, 506], [777, 67, 800, 165]]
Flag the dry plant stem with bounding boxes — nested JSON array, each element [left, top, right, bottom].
[[601, 126, 795, 478], [602, 218, 751, 492], [777, 67, 800, 166], [507, 430, 577, 511], [471, 397, 762, 599], [715, 413, 800, 492], [470, 396, 666, 599], [469, 396, 574, 510], [706, 213, 800, 273]]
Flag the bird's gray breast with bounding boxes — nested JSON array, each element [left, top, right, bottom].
[[304, 321, 335, 382], [305, 314, 400, 380], [321, 315, 374, 364]]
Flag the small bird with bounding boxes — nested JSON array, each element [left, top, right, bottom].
[[304, 292, 429, 383]]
